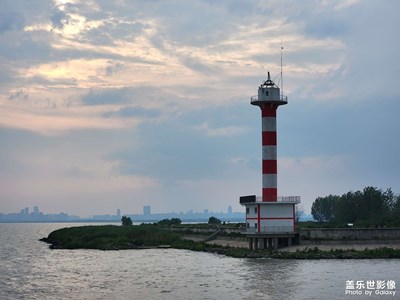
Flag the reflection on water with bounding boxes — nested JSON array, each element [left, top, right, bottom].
[[0, 223, 399, 300]]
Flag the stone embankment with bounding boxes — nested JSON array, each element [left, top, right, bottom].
[[300, 228, 400, 241], [185, 227, 400, 251], [184, 234, 249, 248]]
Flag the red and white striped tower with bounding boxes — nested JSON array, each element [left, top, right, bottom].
[[240, 71, 300, 249], [251, 72, 287, 202]]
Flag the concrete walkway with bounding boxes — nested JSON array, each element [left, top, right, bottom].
[[184, 235, 248, 248]]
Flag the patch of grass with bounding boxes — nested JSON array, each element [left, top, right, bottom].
[[43, 225, 182, 250], [41, 225, 400, 259]]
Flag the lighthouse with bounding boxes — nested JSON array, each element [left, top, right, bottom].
[[240, 72, 300, 250]]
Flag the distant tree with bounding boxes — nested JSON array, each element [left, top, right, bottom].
[[334, 192, 358, 224], [121, 216, 132, 226], [311, 187, 399, 227], [208, 216, 221, 225], [157, 218, 182, 226], [333, 187, 393, 225], [311, 195, 337, 222], [170, 218, 182, 225], [295, 205, 305, 223], [389, 195, 400, 226]]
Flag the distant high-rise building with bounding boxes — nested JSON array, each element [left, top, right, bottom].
[[24, 207, 29, 214], [227, 206, 232, 215], [143, 206, 151, 216], [117, 209, 121, 217], [34, 206, 39, 215], [204, 209, 209, 215]]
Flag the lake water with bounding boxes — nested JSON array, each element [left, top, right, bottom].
[[0, 223, 399, 299]]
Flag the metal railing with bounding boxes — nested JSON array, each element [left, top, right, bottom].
[[256, 196, 301, 203], [239, 195, 301, 205], [244, 226, 295, 234], [250, 95, 288, 104]]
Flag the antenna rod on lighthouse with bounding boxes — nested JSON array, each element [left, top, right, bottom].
[[281, 39, 284, 100]]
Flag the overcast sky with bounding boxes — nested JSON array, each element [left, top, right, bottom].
[[1, 0, 399, 217]]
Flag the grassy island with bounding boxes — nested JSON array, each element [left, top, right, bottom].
[[40, 225, 400, 259], [40, 225, 182, 250]]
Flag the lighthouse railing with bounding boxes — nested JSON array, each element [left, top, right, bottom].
[[255, 196, 301, 203], [250, 95, 288, 104]]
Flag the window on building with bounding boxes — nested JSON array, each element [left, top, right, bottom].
[[246, 207, 249, 214], [246, 222, 249, 228], [254, 207, 257, 214], [255, 223, 258, 229]]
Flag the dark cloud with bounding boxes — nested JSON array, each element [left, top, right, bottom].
[[0, 3, 54, 61], [80, 20, 149, 46], [50, 7, 70, 29], [0, 32, 53, 60], [0, 12, 25, 33], [8, 89, 29, 101], [180, 55, 216, 74], [104, 61, 124, 76], [81, 86, 186, 107], [105, 123, 225, 180], [105, 102, 259, 180], [82, 88, 132, 105]]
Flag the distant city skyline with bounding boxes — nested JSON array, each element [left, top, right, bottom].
[[0, 205, 246, 223]]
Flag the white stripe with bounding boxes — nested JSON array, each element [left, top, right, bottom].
[[262, 146, 277, 160], [262, 117, 276, 132], [263, 174, 277, 188]]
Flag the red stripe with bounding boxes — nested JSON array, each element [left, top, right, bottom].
[[293, 205, 295, 230], [262, 132, 276, 145], [247, 217, 294, 220], [257, 204, 260, 233], [262, 106, 276, 117], [263, 160, 277, 174], [263, 188, 277, 201]]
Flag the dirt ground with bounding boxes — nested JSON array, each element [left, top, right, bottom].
[[184, 235, 249, 248], [205, 238, 249, 248]]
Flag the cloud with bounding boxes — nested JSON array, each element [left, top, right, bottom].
[[50, 7, 70, 29], [82, 87, 148, 106], [193, 123, 248, 137], [0, 0, 399, 216], [0, 11, 25, 33], [279, 154, 356, 212], [104, 102, 258, 182], [103, 106, 160, 118], [0, 99, 136, 135]]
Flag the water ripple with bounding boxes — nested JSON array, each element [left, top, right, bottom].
[[0, 223, 399, 300]]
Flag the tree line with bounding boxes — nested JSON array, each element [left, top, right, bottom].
[[121, 216, 223, 226], [311, 187, 400, 227]]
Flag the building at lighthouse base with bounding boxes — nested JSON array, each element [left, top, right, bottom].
[[240, 195, 300, 250]]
